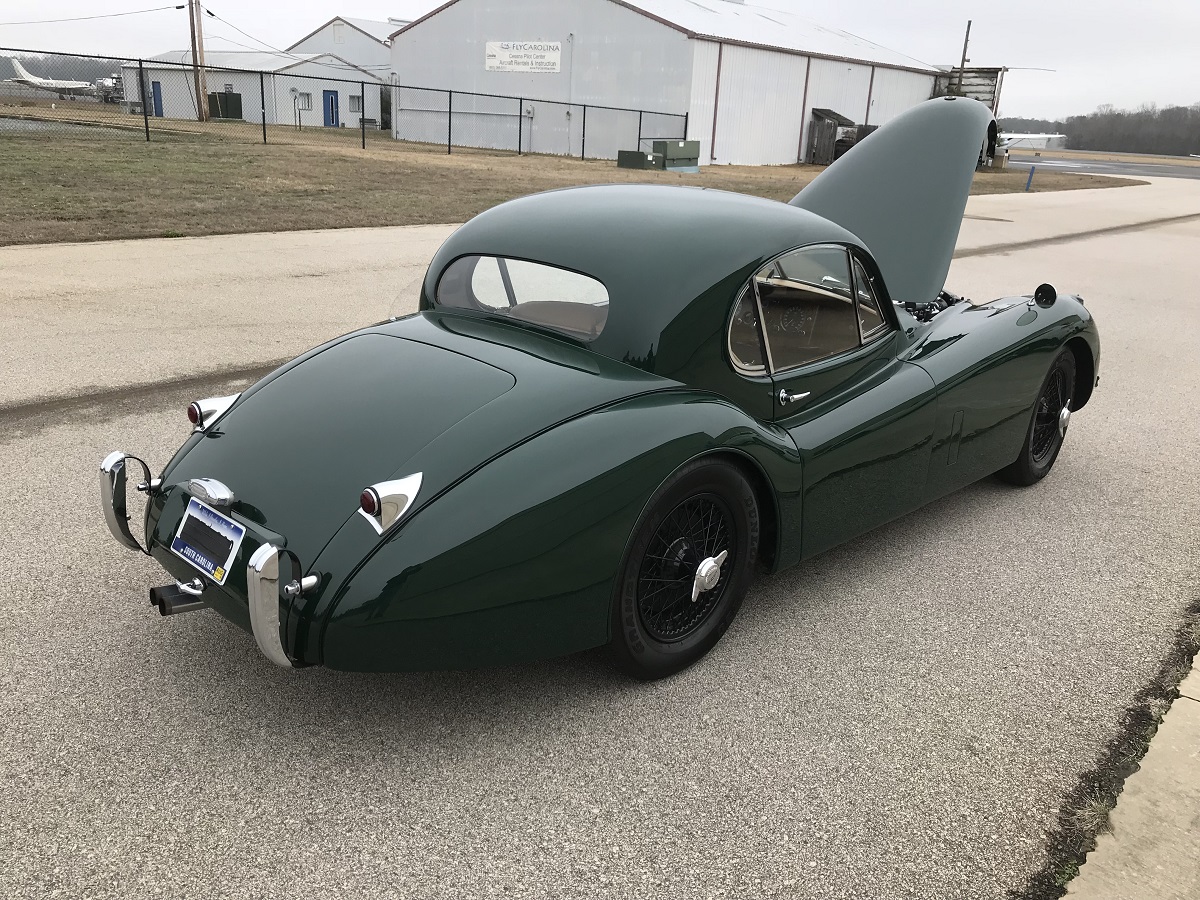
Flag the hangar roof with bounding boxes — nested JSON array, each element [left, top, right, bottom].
[[618, 0, 937, 72], [140, 50, 381, 79], [287, 17, 397, 48], [391, 0, 937, 74]]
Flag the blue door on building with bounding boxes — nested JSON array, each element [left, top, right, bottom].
[[151, 81, 163, 117], [322, 90, 339, 127]]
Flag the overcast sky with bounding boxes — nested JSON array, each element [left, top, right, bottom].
[[2, 0, 1197, 119]]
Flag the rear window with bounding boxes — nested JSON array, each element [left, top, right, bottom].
[[436, 255, 609, 340]]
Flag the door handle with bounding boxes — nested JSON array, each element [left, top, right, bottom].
[[778, 388, 811, 406]]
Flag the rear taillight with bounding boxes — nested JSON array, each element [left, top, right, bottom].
[[360, 487, 381, 517], [187, 402, 202, 426]]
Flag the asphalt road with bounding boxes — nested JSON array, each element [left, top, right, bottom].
[[1, 214, 1197, 898], [1008, 152, 1200, 181]]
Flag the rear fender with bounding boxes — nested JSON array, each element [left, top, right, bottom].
[[315, 391, 799, 671]]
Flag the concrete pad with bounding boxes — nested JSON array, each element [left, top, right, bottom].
[[958, 176, 1200, 253], [4, 177, 1199, 412], [1180, 668, 1200, 703], [0, 223, 455, 409], [1066, 696, 1200, 900], [2, 182, 1199, 900]]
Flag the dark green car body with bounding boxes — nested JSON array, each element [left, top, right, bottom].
[[112, 98, 1099, 671]]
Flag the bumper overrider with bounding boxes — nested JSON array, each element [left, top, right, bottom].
[[99, 450, 312, 668]]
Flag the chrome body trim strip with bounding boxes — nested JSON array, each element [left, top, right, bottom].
[[358, 472, 424, 536], [246, 543, 295, 668], [100, 451, 144, 552]]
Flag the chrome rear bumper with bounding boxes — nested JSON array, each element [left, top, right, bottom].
[[102, 450, 302, 669], [100, 451, 147, 552], [247, 544, 296, 668]]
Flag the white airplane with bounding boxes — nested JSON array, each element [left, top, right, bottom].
[[5, 58, 97, 98]]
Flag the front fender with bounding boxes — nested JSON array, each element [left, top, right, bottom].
[[315, 391, 798, 671]]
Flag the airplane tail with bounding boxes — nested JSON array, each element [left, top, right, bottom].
[[11, 58, 34, 80]]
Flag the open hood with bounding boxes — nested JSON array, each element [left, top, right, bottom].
[[790, 96, 994, 305]]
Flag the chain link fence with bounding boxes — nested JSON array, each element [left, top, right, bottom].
[[1, 47, 687, 159]]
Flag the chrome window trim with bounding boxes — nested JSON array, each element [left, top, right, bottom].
[[750, 277, 776, 374], [851, 254, 891, 344]]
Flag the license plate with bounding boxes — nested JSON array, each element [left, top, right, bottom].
[[170, 497, 245, 586]]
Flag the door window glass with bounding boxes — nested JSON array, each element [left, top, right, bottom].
[[756, 246, 859, 370], [853, 257, 887, 338]]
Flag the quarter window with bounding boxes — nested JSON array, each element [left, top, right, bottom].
[[728, 289, 766, 373], [853, 257, 886, 339]]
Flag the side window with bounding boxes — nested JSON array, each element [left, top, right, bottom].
[[852, 256, 887, 339], [756, 246, 859, 370]]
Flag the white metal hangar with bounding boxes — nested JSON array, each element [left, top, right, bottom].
[[388, 0, 940, 165]]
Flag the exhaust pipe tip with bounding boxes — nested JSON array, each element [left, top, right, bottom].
[[149, 582, 208, 617]]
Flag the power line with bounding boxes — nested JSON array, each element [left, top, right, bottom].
[[0, 5, 184, 27], [199, 5, 389, 71]]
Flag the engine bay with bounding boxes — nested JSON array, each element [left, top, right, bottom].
[[897, 290, 968, 323]]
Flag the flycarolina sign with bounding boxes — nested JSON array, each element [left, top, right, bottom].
[[485, 41, 562, 73]]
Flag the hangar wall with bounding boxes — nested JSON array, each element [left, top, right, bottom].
[[389, 0, 938, 165], [866, 67, 939, 129], [390, 0, 693, 155]]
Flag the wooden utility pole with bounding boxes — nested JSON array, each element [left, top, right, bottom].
[[187, 0, 209, 121], [956, 20, 972, 95]]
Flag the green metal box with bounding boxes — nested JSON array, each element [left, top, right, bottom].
[[617, 150, 665, 170], [652, 140, 700, 166]]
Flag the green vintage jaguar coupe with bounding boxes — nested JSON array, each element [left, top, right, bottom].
[[101, 97, 1099, 678]]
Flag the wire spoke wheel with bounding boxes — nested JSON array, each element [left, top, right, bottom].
[[636, 495, 732, 642], [1000, 347, 1078, 487], [1031, 366, 1066, 463], [610, 459, 759, 680]]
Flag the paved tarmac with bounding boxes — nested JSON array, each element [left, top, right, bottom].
[[1008, 152, 1200, 181], [1, 182, 1198, 899]]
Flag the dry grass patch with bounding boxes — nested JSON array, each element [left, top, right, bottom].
[[0, 132, 1143, 246]]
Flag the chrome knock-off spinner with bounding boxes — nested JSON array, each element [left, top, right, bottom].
[[691, 550, 728, 603]]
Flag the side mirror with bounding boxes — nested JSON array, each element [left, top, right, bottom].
[[1034, 283, 1057, 308]]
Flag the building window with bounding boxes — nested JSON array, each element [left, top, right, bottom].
[[223, 83, 234, 93], [297, 92, 312, 111], [333, 22, 345, 43], [349, 95, 362, 113]]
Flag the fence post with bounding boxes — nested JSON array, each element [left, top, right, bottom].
[[138, 60, 150, 142], [360, 81, 366, 149], [447, 90, 453, 155], [517, 97, 523, 155], [259, 71, 267, 144], [581, 105, 587, 160], [637, 110, 643, 150]]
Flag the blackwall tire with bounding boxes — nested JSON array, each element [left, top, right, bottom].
[[609, 458, 759, 680], [1000, 347, 1077, 487]]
